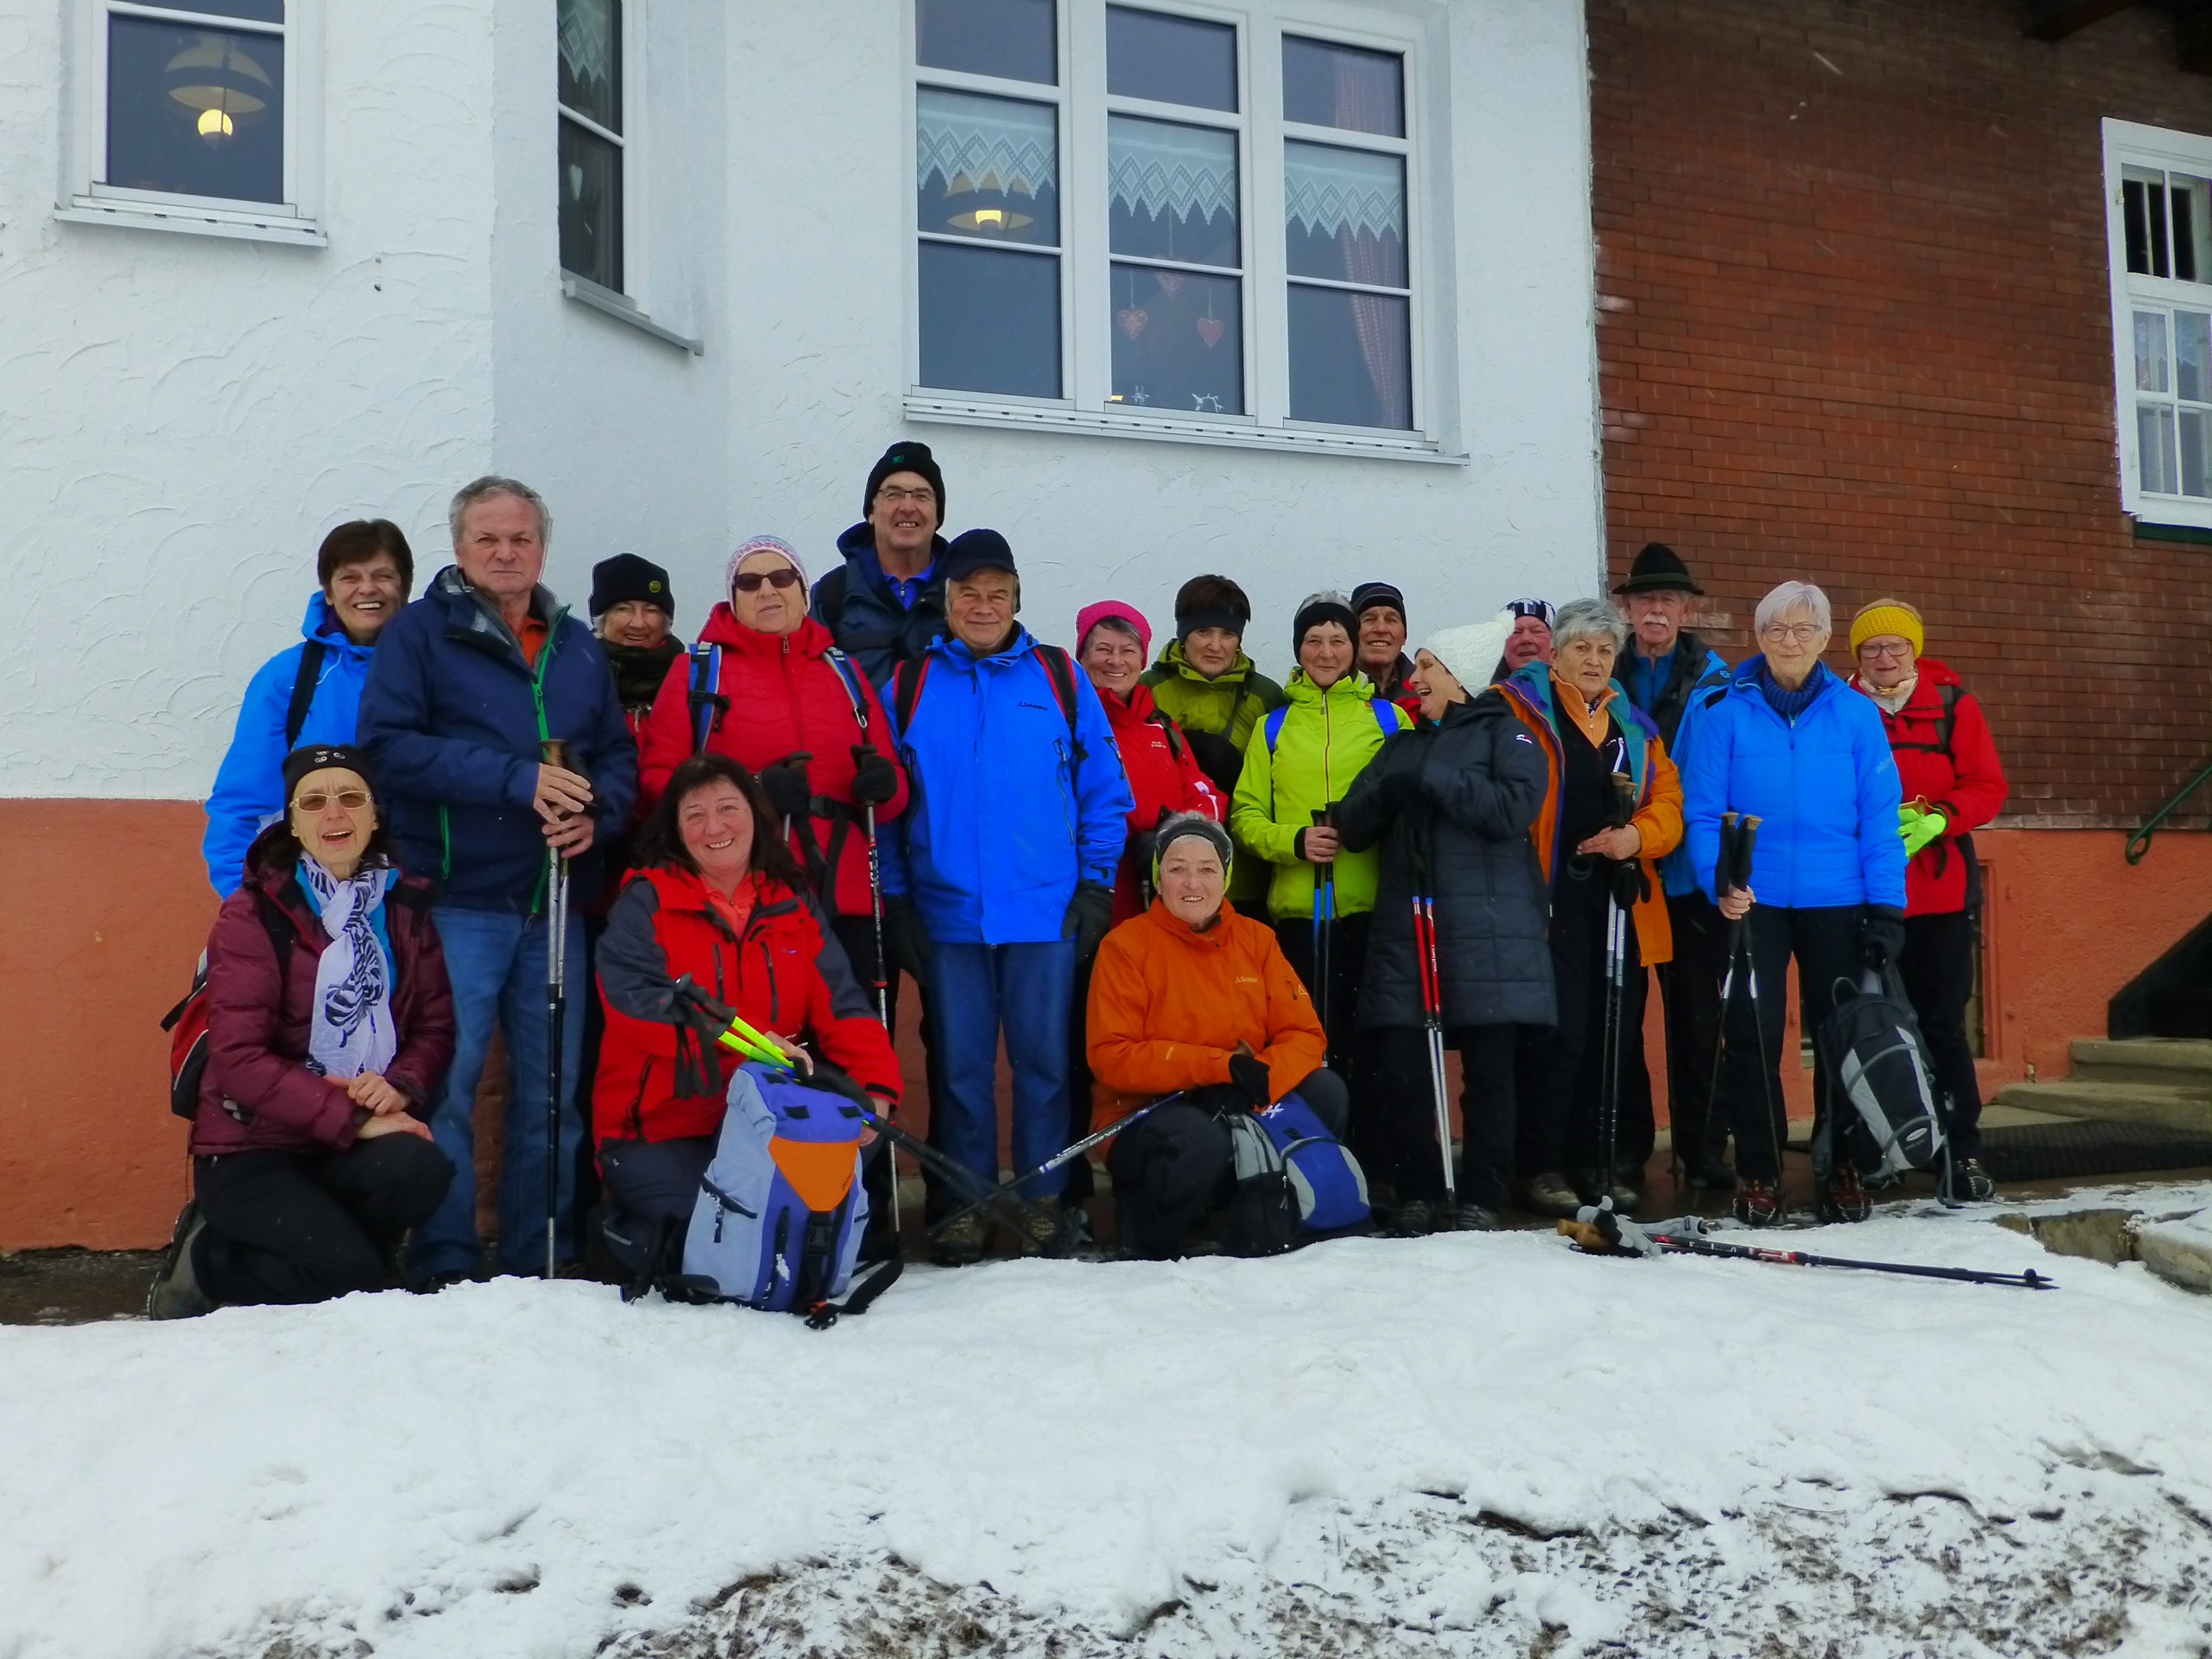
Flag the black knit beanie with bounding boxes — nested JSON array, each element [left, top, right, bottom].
[[863, 441, 946, 519], [1293, 591, 1357, 650], [590, 553, 675, 618]]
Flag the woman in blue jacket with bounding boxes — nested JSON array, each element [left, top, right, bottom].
[[1681, 582, 1905, 1228], [203, 521, 414, 895]]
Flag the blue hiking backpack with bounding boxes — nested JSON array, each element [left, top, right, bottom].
[[683, 1064, 882, 1317], [1221, 1091, 1370, 1255]]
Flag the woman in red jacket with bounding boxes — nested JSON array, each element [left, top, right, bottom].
[[1848, 599, 2008, 1200], [148, 744, 456, 1318], [592, 753, 902, 1260], [638, 536, 909, 1020]]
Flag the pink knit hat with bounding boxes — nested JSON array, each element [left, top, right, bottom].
[[725, 534, 805, 598], [1075, 599, 1152, 659]]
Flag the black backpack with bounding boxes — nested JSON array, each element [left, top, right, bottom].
[[1813, 966, 1951, 1187]]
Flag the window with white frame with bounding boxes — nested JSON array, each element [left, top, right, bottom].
[[558, 0, 624, 293], [912, 0, 1425, 442], [2105, 120, 2212, 525], [63, 0, 320, 238]]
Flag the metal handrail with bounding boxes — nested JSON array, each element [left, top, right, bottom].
[[2125, 757, 2212, 864]]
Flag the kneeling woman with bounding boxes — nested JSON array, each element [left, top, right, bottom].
[[591, 754, 901, 1263], [1085, 816, 1344, 1258], [150, 745, 456, 1318]]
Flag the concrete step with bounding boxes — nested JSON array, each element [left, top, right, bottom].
[[2069, 1037, 2212, 1090], [1991, 1076, 2212, 1132]]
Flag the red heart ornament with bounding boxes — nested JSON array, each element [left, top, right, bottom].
[[1196, 315, 1225, 348], [1116, 306, 1150, 340], [1155, 272, 1187, 299]]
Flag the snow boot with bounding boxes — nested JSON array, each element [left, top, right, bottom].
[[1392, 1198, 1437, 1236], [932, 1210, 988, 1267], [1518, 1172, 1582, 1218], [1454, 1203, 1501, 1232], [147, 1204, 213, 1321], [1732, 1178, 1785, 1228], [1818, 1166, 1872, 1224], [1943, 1158, 1996, 1203]]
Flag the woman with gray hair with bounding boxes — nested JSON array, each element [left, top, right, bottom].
[[1498, 598, 1683, 1217], [1679, 581, 1906, 1228]]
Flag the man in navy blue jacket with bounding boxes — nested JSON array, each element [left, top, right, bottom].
[[811, 441, 951, 693], [358, 476, 637, 1284], [882, 529, 1134, 1265]]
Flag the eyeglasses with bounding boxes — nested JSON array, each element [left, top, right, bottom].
[[874, 486, 936, 506], [1859, 640, 1913, 659], [732, 567, 802, 594], [293, 790, 371, 813], [1759, 622, 1824, 643]]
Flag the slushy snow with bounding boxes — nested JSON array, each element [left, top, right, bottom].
[[6, 1192, 2212, 1657]]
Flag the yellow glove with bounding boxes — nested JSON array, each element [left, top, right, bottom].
[[1899, 804, 1946, 858]]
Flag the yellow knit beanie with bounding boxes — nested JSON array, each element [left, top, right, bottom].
[[1849, 598, 1923, 657]]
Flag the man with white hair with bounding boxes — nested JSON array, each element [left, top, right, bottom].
[[359, 475, 638, 1285]]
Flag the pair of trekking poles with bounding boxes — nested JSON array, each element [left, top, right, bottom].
[[1702, 811, 1792, 1193]]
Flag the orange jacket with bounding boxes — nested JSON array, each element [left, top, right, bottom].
[[1085, 898, 1328, 1130], [1498, 672, 1685, 966]]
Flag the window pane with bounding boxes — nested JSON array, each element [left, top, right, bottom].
[[2140, 402, 2179, 495], [1110, 265, 1242, 415], [2125, 166, 2172, 280], [1282, 37, 1404, 137], [2135, 310, 2170, 393], [920, 242, 1061, 397], [1109, 117, 1238, 269], [559, 117, 623, 290], [2174, 175, 2212, 284], [2183, 408, 2212, 497], [105, 17, 284, 203], [2178, 311, 2211, 403], [918, 0, 1056, 85], [1289, 285, 1410, 429], [918, 89, 1058, 246], [1286, 142, 1406, 287], [558, 0, 621, 131], [1106, 6, 1236, 112], [154, 1, 284, 19]]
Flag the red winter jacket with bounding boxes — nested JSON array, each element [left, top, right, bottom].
[[591, 864, 901, 1145], [1098, 682, 1224, 922], [637, 611, 909, 919], [1850, 658, 2007, 917], [193, 829, 456, 1157]]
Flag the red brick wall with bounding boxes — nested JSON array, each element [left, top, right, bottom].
[[1590, 0, 2212, 828]]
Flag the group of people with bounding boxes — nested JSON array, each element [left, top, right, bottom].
[[146, 439, 2009, 1319]]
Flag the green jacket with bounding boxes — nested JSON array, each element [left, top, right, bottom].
[[1230, 669, 1411, 921], [1144, 641, 1287, 906]]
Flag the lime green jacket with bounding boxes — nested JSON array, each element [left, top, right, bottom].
[[1144, 642, 1287, 906], [1230, 669, 1411, 921]]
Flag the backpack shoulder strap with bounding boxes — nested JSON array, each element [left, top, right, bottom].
[[1370, 698, 1401, 737], [688, 642, 723, 753], [1935, 680, 1960, 753], [283, 640, 327, 750], [892, 656, 932, 736], [248, 884, 297, 973], [822, 646, 869, 738], [1036, 644, 1085, 761], [1264, 704, 1291, 754]]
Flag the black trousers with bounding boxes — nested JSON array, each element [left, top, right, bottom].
[[1064, 953, 1099, 1204], [1721, 903, 1863, 1182], [1373, 1024, 1517, 1207], [1107, 1068, 1349, 1259], [1656, 887, 1730, 1170], [194, 1135, 454, 1306], [1898, 909, 1983, 1159], [1276, 911, 1374, 1159], [1519, 882, 1642, 1178]]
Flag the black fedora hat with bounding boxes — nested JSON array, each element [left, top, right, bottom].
[[1613, 541, 1704, 596]]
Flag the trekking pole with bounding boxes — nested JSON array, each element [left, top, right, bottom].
[[923, 1095, 1181, 1247], [1649, 1231, 2055, 1290], [1311, 808, 1336, 1065], [861, 800, 901, 1236], [1410, 844, 1456, 1206], [542, 738, 574, 1281], [1595, 765, 1637, 1192]]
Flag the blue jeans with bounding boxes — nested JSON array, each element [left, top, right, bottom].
[[407, 906, 586, 1281], [929, 939, 1077, 1200]]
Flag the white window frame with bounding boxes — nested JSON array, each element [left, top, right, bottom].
[[58, 0, 325, 247], [2103, 118, 2212, 530], [557, 0, 644, 299], [906, 0, 1453, 462]]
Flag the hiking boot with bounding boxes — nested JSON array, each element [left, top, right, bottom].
[[932, 1210, 988, 1266], [1681, 1154, 1737, 1192], [1392, 1198, 1437, 1236], [1819, 1166, 1872, 1224], [1058, 1204, 1096, 1253], [1454, 1204, 1501, 1232], [1604, 1177, 1642, 1216], [1944, 1159, 1997, 1203], [147, 1204, 212, 1321], [1518, 1173, 1582, 1218], [1733, 1178, 1785, 1228], [1008, 1199, 1067, 1256]]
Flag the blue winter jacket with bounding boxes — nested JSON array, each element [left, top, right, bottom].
[[1682, 657, 1906, 911], [203, 593, 378, 896], [1633, 639, 1731, 898], [357, 567, 639, 912], [808, 522, 950, 694], [882, 628, 1135, 946]]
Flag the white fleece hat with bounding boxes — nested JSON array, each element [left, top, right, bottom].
[[1420, 610, 1516, 696]]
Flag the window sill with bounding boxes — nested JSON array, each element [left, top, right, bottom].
[[2134, 516, 2212, 545], [904, 397, 1465, 464], [56, 197, 327, 247], [561, 273, 704, 356]]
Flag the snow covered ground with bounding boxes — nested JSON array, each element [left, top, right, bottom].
[[6, 1191, 2212, 1659]]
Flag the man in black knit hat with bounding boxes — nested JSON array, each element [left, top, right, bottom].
[[811, 441, 952, 692]]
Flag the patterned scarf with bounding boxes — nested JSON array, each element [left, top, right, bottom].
[[295, 857, 399, 1080]]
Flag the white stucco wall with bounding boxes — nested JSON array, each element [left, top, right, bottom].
[[0, 0, 1600, 801]]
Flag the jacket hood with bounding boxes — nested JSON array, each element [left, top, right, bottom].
[[1138, 894, 1247, 952], [697, 603, 837, 658], [427, 564, 562, 650], [1100, 679, 1161, 726], [1729, 653, 1840, 706], [1284, 667, 1379, 706], [300, 591, 379, 658], [933, 624, 1040, 669], [1849, 656, 1962, 696], [635, 861, 803, 922], [836, 521, 950, 582], [1155, 638, 1259, 686]]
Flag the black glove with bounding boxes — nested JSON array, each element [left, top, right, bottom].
[[1062, 880, 1116, 965], [882, 895, 933, 990], [1182, 727, 1245, 794], [760, 754, 814, 822], [848, 744, 899, 808], [1860, 904, 1907, 972], [1228, 1049, 1273, 1111]]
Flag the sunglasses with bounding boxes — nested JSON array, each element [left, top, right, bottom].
[[293, 790, 371, 814], [733, 567, 801, 594]]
